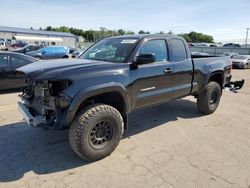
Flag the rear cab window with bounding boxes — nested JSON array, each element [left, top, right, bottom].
[[170, 39, 187, 61]]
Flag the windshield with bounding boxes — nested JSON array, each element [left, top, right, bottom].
[[233, 55, 248, 60], [80, 38, 138, 63]]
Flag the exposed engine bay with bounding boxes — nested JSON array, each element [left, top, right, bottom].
[[19, 79, 72, 128]]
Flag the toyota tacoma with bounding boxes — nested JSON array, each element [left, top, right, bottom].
[[17, 34, 239, 161]]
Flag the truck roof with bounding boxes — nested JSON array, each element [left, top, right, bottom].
[[108, 34, 183, 40]]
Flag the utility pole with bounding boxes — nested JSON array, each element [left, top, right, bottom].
[[245, 28, 249, 48]]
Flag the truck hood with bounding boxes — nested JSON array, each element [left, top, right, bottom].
[[17, 59, 119, 80]]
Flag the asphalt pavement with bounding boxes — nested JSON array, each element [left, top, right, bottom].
[[0, 69, 249, 188]]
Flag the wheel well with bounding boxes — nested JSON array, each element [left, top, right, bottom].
[[209, 73, 224, 89], [78, 92, 128, 128], [63, 55, 69, 58], [35, 56, 42, 59]]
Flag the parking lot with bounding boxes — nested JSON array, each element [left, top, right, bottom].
[[0, 69, 249, 188]]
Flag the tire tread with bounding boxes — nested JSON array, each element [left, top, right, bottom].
[[197, 81, 221, 115], [69, 103, 124, 161]]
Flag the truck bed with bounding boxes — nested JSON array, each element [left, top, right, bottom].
[[191, 55, 231, 95]]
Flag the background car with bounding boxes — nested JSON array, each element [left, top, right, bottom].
[[223, 52, 239, 58], [188, 43, 195, 47], [231, 55, 250, 69], [0, 51, 38, 91], [12, 44, 41, 54], [196, 43, 209, 47], [191, 51, 210, 56], [26, 46, 69, 59], [209, 44, 218, 47], [11, 41, 28, 48], [72, 49, 86, 58], [223, 43, 240, 48], [69, 47, 79, 54]]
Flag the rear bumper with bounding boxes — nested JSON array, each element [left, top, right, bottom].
[[224, 79, 245, 93], [18, 102, 43, 127]]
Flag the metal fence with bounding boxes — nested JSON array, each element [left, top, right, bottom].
[[190, 47, 250, 56]]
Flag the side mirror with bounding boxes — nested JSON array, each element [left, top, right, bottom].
[[135, 53, 156, 65]]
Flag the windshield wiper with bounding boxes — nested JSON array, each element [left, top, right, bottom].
[[92, 58, 110, 62], [83, 58, 112, 62]]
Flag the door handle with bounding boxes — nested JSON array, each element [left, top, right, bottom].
[[164, 68, 172, 74]]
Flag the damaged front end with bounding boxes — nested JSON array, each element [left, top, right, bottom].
[[18, 79, 72, 128]]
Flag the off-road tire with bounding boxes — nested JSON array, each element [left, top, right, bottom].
[[197, 81, 221, 115], [69, 104, 124, 161]]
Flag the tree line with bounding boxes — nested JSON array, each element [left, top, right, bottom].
[[39, 26, 214, 43], [179, 32, 214, 43]]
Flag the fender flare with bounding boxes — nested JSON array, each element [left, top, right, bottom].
[[64, 82, 130, 124], [205, 70, 224, 86], [198, 70, 224, 94]]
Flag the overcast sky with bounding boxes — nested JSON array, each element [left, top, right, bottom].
[[1, 0, 249, 43]]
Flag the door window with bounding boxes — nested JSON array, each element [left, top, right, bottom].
[[10, 56, 29, 67], [0, 55, 8, 66], [138, 40, 168, 62]]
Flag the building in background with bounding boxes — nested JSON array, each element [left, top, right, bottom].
[[0, 26, 76, 47]]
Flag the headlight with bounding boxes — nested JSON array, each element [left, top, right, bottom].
[[58, 93, 72, 108], [48, 80, 72, 96]]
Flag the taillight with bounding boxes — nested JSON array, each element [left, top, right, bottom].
[[227, 62, 232, 74]]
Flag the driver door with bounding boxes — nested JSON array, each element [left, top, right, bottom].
[[131, 39, 176, 109]]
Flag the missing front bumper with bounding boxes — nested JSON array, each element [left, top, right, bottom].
[[18, 102, 44, 127]]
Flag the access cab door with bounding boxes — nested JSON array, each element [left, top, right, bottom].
[[168, 38, 193, 97], [131, 38, 176, 109]]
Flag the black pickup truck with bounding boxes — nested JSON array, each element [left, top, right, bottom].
[[17, 34, 234, 161]]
